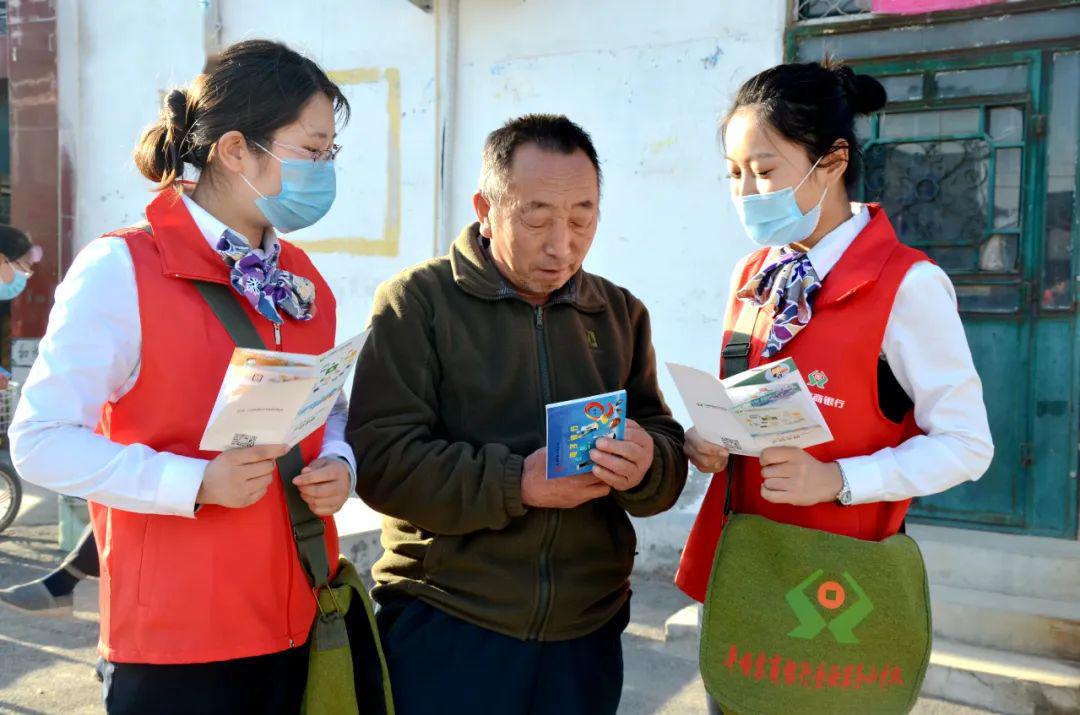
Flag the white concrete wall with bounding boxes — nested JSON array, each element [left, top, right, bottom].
[[59, 0, 787, 367], [450, 0, 786, 404], [217, 0, 438, 339], [58, 0, 438, 343], [448, 1, 787, 544], [58, 0, 788, 562], [58, 0, 205, 259]]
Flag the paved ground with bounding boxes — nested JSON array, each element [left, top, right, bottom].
[[0, 522, 101, 715], [0, 486, 993, 714]]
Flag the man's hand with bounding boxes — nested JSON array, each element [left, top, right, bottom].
[[685, 427, 731, 474], [759, 447, 843, 506], [293, 457, 353, 516], [589, 420, 654, 492], [199, 444, 288, 509], [521, 447, 611, 508]]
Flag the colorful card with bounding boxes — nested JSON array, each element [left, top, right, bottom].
[[546, 389, 628, 479]]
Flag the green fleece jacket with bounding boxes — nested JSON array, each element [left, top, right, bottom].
[[347, 223, 687, 642]]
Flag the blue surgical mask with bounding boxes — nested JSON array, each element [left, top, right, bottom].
[[241, 143, 337, 233], [734, 156, 828, 248], [0, 270, 28, 301]]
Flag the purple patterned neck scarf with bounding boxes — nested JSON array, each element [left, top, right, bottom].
[[215, 230, 315, 324], [736, 248, 822, 358]]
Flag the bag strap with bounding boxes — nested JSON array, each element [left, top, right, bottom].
[[721, 305, 757, 381], [721, 300, 761, 516], [192, 281, 333, 596]]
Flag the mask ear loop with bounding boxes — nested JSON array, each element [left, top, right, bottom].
[[239, 172, 268, 200], [239, 142, 283, 200], [791, 154, 831, 214], [792, 154, 826, 193]]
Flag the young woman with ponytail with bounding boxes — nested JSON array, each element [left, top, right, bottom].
[[674, 61, 994, 713], [10, 40, 355, 712]]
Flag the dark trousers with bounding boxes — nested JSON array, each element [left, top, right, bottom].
[[377, 596, 628, 715], [96, 641, 310, 714]]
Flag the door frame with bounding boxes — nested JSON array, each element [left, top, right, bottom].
[[787, 28, 1080, 537]]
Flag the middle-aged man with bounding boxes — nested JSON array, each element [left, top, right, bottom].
[[348, 114, 687, 715]]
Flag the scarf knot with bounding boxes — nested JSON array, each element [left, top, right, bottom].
[[216, 230, 315, 324], [735, 249, 822, 358]]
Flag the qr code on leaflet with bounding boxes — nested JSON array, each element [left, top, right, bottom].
[[719, 437, 743, 451], [230, 433, 258, 448]]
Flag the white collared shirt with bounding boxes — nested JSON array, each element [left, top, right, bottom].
[[727, 205, 994, 504], [9, 195, 356, 517]]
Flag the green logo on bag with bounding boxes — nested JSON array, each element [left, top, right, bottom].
[[807, 370, 828, 388], [786, 569, 873, 644]]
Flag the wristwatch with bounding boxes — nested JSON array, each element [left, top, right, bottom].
[[836, 463, 853, 506]]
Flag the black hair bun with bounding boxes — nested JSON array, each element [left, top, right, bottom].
[[851, 74, 887, 114], [830, 64, 887, 115], [164, 88, 194, 135]]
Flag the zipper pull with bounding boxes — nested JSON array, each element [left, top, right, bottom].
[[535, 306, 544, 329], [274, 322, 282, 349]]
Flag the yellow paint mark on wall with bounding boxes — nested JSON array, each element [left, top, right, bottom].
[[649, 136, 679, 155], [297, 68, 402, 257], [329, 68, 384, 84]]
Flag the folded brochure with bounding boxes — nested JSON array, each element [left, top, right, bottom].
[[546, 389, 627, 478], [199, 331, 368, 452], [666, 358, 832, 457]]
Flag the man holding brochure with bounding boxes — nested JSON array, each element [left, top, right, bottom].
[[348, 114, 687, 715]]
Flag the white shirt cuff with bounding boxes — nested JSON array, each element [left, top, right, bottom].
[[157, 456, 209, 518], [836, 455, 886, 506], [318, 441, 358, 494]]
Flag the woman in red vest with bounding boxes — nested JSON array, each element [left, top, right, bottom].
[[674, 61, 995, 713], [10, 40, 355, 713]]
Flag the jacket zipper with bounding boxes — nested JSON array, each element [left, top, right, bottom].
[[275, 319, 296, 647], [526, 305, 560, 640]]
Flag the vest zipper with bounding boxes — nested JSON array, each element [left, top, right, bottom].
[[274, 322, 282, 349], [526, 305, 560, 640]]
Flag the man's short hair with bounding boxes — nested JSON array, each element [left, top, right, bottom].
[[478, 114, 602, 204]]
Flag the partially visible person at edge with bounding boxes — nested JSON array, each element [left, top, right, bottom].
[[0, 225, 42, 389], [674, 61, 994, 714], [9, 40, 358, 713], [347, 114, 688, 715]]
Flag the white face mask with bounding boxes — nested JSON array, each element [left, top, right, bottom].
[[733, 156, 828, 247]]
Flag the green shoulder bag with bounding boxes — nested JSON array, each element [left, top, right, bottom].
[[700, 311, 932, 715], [195, 280, 394, 715]]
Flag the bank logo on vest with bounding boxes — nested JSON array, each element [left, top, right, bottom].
[[806, 369, 847, 409], [786, 569, 873, 644]]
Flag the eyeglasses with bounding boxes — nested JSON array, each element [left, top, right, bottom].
[[270, 139, 342, 163], [2, 259, 32, 278]]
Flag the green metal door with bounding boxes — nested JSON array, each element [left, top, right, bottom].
[[855, 50, 1079, 537]]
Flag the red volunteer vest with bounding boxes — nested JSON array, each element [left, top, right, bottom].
[[675, 206, 927, 603], [91, 189, 340, 664]]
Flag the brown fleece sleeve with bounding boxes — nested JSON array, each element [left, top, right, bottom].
[[346, 278, 527, 536], [613, 298, 689, 517]]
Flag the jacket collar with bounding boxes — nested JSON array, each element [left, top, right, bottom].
[[450, 223, 606, 312], [814, 204, 903, 307], [144, 188, 234, 285], [144, 187, 303, 285]]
